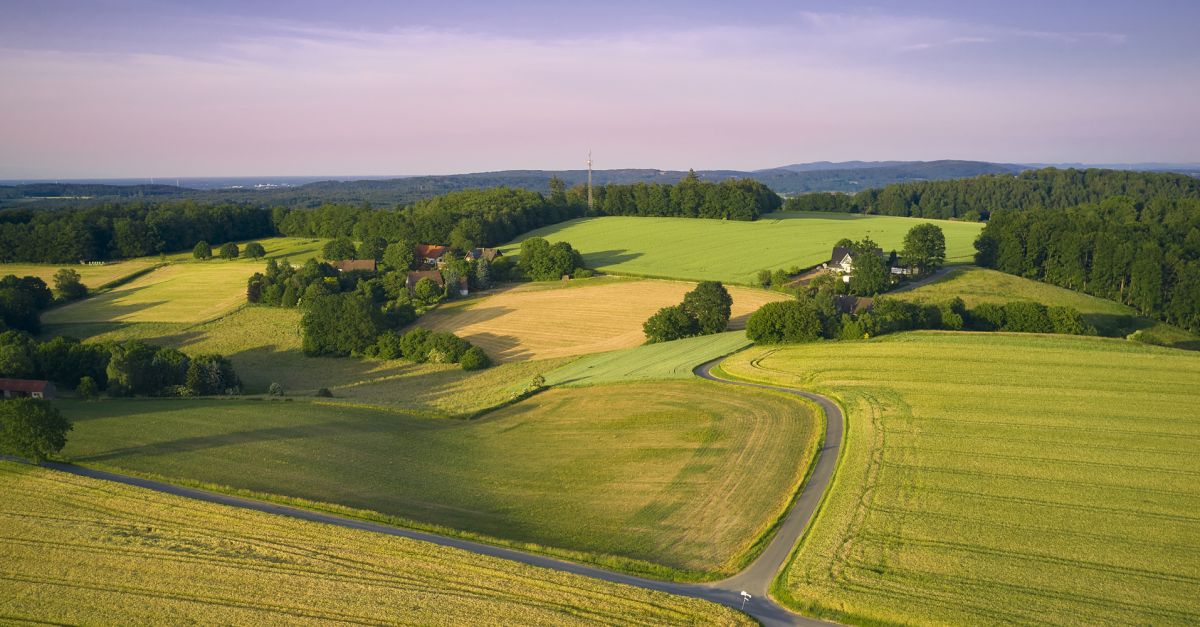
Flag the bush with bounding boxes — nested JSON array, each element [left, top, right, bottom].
[[1003, 301, 1053, 333], [574, 268, 594, 279], [970, 302, 1006, 331], [315, 387, 333, 397], [745, 301, 823, 344], [1048, 306, 1086, 335], [268, 382, 284, 396], [460, 346, 491, 370], [75, 376, 97, 401], [193, 241, 212, 260], [1127, 330, 1164, 345], [756, 269, 772, 287], [218, 242, 239, 260]]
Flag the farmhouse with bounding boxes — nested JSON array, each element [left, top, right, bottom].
[[0, 379, 56, 400], [415, 245, 450, 269], [827, 246, 884, 273], [466, 248, 503, 262], [329, 260, 376, 273], [406, 270, 444, 295]]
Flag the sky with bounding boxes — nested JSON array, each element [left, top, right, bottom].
[[2, 0, 1199, 178]]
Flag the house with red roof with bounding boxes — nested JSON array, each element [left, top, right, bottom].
[[0, 379, 56, 400]]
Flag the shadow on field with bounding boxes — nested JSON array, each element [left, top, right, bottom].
[[73, 419, 405, 463], [582, 250, 644, 268], [463, 332, 532, 362]]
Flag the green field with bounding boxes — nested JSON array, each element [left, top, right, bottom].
[[0, 461, 753, 627], [0, 260, 158, 292], [539, 331, 752, 387], [158, 236, 329, 263], [717, 332, 1200, 626], [499, 212, 984, 284], [894, 266, 1200, 349], [58, 380, 820, 578]]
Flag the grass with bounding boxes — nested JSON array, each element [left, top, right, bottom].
[[158, 236, 330, 264], [539, 331, 753, 387], [41, 263, 261, 325], [893, 266, 1200, 349], [0, 260, 158, 292], [0, 461, 754, 627], [58, 379, 820, 577], [416, 280, 790, 362], [499, 212, 984, 285], [718, 332, 1200, 627]]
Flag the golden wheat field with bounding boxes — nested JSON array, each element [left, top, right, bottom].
[[416, 280, 791, 362], [718, 332, 1200, 627], [0, 461, 755, 627], [0, 260, 158, 290]]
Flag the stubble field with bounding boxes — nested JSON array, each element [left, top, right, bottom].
[[0, 260, 158, 290], [717, 332, 1200, 626], [500, 212, 984, 284], [0, 461, 754, 627], [58, 380, 820, 578], [538, 330, 752, 387], [416, 280, 790, 362]]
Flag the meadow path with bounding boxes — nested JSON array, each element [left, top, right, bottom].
[[31, 356, 844, 627]]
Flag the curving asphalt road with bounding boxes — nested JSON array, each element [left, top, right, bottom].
[[25, 355, 844, 627]]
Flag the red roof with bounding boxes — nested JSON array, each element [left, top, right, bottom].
[[415, 245, 449, 260], [0, 379, 51, 393], [329, 260, 376, 272]]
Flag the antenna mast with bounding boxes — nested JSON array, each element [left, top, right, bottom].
[[587, 150, 593, 212]]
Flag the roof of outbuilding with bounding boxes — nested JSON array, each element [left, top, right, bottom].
[[406, 270, 445, 287], [0, 379, 52, 393], [329, 260, 376, 272]]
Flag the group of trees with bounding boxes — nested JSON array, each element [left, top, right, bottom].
[[643, 281, 734, 343], [0, 201, 275, 263], [746, 288, 877, 344], [784, 168, 1200, 220], [192, 240, 265, 261], [363, 327, 490, 370], [0, 331, 242, 397], [0, 275, 53, 334], [973, 196, 1200, 330], [516, 237, 587, 281], [584, 172, 782, 221]]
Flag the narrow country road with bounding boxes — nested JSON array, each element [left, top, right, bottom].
[[27, 355, 844, 627]]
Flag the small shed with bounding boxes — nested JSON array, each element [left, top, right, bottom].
[[458, 277, 469, 296], [0, 379, 57, 400]]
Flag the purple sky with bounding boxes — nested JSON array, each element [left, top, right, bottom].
[[2, 1, 1198, 178]]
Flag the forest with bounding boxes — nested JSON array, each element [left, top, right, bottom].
[[974, 196, 1200, 331], [784, 168, 1200, 220]]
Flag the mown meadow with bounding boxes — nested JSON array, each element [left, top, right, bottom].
[[57, 380, 820, 579], [718, 332, 1200, 626], [500, 212, 984, 284], [538, 331, 751, 387], [0, 461, 754, 626]]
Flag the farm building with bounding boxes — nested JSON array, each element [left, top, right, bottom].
[[457, 277, 469, 296], [0, 379, 56, 400], [466, 248, 503, 262], [827, 246, 884, 273], [329, 260, 376, 273], [415, 245, 450, 268], [406, 270, 445, 295]]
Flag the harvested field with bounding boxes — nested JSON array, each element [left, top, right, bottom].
[[719, 332, 1200, 627], [41, 262, 260, 325], [541, 331, 752, 387], [416, 280, 790, 362], [0, 461, 754, 626], [60, 380, 819, 576]]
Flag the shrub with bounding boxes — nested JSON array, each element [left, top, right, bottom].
[[574, 268, 594, 279], [940, 311, 964, 331], [1127, 330, 1164, 345], [1003, 301, 1053, 333], [460, 346, 491, 371], [970, 302, 1006, 331], [1048, 306, 1086, 335], [75, 376, 97, 401], [756, 269, 772, 287], [315, 387, 333, 397], [268, 382, 284, 396]]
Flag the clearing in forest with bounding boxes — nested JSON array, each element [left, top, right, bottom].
[[499, 212, 984, 284], [41, 262, 260, 325], [0, 462, 753, 627], [417, 280, 790, 362], [59, 380, 820, 578], [718, 332, 1200, 627]]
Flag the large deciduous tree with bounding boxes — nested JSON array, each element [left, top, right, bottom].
[[52, 268, 88, 300], [902, 223, 946, 276], [643, 305, 699, 344], [682, 281, 733, 335], [850, 251, 890, 296], [0, 399, 73, 463], [322, 237, 357, 262], [300, 294, 383, 356]]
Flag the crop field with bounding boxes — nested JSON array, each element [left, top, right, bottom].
[[41, 263, 260, 325], [0, 462, 754, 627], [158, 236, 329, 263], [0, 260, 158, 290], [59, 380, 819, 576], [499, 212, 984, 284], [893, 266, 1200, 348], [718, 332, 1200, 626], [417, 280, 790, 362], [540, 331, 752, 387]]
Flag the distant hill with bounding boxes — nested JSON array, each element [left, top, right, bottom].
[[0, 183, 196, 200], [755, 160, 1022, 196], [758, 160, 917, 173]]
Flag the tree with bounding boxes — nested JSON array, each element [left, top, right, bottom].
[[745, 301, 823, 344], [218, 242, 240, 260], [643, 305, 699, 344], [460, 346, 491, 371], [186, 354, 242, 395], [834, 238, 854, 248], [382, 242, 415, 272], [1003, 301, 1053, 333], [756, 269, 772, 287], [357, 237, 386, 263], [0, 289, 40, 334], [414, 278, 441, 305], [1048, 306, 1087, 335], [300, 294, 383, 356], [52, 268, 88, 300], [0, 399, 73, 463], [850, 251, 890, 296], [475, 258, 493, 290], [682, 281, 733, 335], [901, 223, 946, 276], [322, 237, 357, 262], [242, 242, 267, 259], [76, 376, 97, 400], [771, 269, 791, 290], [0, 344, 34, 377], [193, 241, 212, 260], [970, 302, 1006, 331], [1, 276, 54, 310], [281, 284, 299, 308]]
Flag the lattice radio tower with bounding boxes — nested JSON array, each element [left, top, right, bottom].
[[587, 150, 593, 212]]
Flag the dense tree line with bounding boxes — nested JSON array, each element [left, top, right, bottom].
[[586, 171, 780, 221], [0, 201, 275, 263], [0, 331, 242, 396], [784, 168, 1200, 220], [973, 196, 1200, 330]]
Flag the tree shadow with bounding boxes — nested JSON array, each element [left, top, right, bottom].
[[582, 249, 644, 268]]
